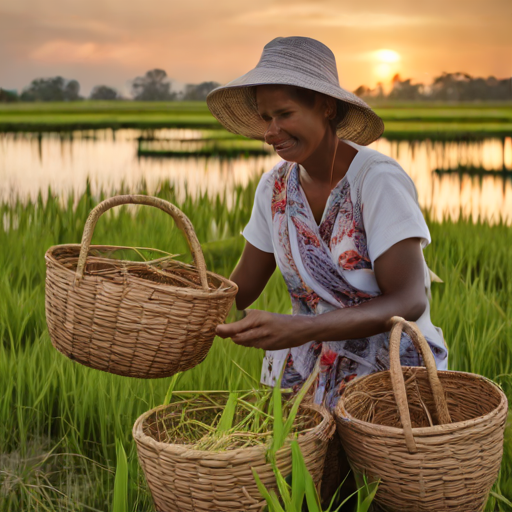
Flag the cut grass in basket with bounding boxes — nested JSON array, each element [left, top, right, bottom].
[[143, 365, 319, 454]]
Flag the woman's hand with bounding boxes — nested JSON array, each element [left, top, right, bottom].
[[217, 238, 428, 349], [215, 310, 310, 351]]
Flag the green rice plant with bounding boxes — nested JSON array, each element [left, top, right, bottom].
[[268, 362, 320, 459], [253, 444, 380, 512], [253, 381, 379, 512], [1, 101, 511, 134], [0, 176, 511, 510], [112, 439, 128, 512]]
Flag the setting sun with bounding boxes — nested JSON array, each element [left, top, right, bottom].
[[375, 49, 401, 63], [373, 49, 401, 81]]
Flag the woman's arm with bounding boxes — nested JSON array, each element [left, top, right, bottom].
[[216, 237, 427, 348], [230, 241, 277, 310]]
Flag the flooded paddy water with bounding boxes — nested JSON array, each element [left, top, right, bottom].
[[1, 128, 511, 223]]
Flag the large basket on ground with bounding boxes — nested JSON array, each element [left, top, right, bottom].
[[45, 195, 238, 379], [133, 391, 335, 512], [334, 316, 508, 512]]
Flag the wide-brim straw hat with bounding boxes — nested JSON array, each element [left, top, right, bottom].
[[207, 36, 384, 146]]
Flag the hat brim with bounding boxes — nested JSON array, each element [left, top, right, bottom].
[[206, 67, 384, 146]]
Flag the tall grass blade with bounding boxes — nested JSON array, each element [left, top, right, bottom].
[[290, 439, 307, 509], [268, 360, 288, 459], [354, 472, 380, 512], [281, 363, 320, 448], [490, 491, 512, 508], [270, 456, 292, 509], [252, 468, 286, 512], [215, 391, 238, 435], [112, 438, 128, 512], [163, 372, 182, 406]]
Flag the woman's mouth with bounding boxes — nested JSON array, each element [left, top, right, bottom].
[[273, 139, 296, 152]]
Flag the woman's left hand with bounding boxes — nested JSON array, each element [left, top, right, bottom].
[[215, 310, 310, 350]]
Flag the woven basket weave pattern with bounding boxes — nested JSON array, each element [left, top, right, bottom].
[[45, 195, 237, 379], [133, 396, 335, 512], [335, 317, 508, 512]]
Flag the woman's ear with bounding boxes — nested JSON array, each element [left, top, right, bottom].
[[324, 96, 337, 120]]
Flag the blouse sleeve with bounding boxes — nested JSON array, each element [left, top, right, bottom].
[[361, 161, 431, 265], [242, 171, 274, 253]]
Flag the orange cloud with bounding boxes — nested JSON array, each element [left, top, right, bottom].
[[231, 6, 438, 27], [29, 40, 147, 65]]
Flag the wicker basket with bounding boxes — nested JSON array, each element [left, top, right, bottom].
[[45, 195, 238, 379], [334, 316, 508, 512], [133, 391, 335, 512]]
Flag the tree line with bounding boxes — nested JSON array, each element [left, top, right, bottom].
[[355, 72, 512, 102], [1, 69, 511, 103], [0, 69, 220, 102]]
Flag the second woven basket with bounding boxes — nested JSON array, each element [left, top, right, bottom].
[[133, 391, 335, 512], [335, 317, 508, 512], [45, 195, 238, 379]]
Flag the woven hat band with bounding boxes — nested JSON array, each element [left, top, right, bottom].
[[255, 37, 340, 86]]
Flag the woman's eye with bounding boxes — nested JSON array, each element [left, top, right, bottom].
[[280, 112, 290, 118]]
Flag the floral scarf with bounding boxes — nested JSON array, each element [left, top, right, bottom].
[[261, 160, 425, 410]]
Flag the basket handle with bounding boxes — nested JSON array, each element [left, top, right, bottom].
[[389, 316, 451, 453], [74, 195, 209, 290]]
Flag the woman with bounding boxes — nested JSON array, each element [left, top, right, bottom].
[[209, 36, 448, 410]]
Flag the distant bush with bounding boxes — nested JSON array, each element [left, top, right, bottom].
[[0, 88, 19, 102], [131, 69, 176, 101], [21, 76, 81, 102], [182, 81, 221, 101], [90, 85, 120, 100]]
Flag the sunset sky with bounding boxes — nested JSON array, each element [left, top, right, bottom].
[[1, 0, 511, 96]]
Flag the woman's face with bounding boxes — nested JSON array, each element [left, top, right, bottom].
[[255, 85, 332, 164]]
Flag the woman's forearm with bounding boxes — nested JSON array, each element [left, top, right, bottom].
[[229, 241, 277, 311], [297, 291, 427, 345], [217, 238, 429, 351], [216, 291, 427, 351]]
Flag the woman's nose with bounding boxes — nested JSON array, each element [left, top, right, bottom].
[[264, 119, 279, 143]]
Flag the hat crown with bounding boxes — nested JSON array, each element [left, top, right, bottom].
[[255, 36, 340, 87]]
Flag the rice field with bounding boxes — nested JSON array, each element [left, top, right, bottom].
[[1, 101, 512, 140], [1, 177, 512, 511]]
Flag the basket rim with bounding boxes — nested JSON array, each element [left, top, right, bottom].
[[45, 243, 238, 298], [132, 395, 334, 460], [335, 367, 508, 437]]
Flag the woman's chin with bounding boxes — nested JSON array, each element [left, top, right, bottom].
[[275, 147, 302, 163]]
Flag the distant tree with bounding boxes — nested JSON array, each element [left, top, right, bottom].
[[131, 69, 176, 101], [388, 74, 425, 101], [353, 85, 372, 98], [182, 81, 221, 101], [355, 72, 512, 102], [430, 72, 472, 101], [90, 85, 119, 100], [20, 76, 81, 101], [0, 88, 18, 102]]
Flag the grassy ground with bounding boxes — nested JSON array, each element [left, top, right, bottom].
[[1, 101, 512, 139], [0, 179, 511, 511]]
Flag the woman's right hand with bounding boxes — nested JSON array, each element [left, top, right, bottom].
[[216, 309, 310, 351]]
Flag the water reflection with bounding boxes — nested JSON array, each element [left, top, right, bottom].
[[0, 129, 511, 224]]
